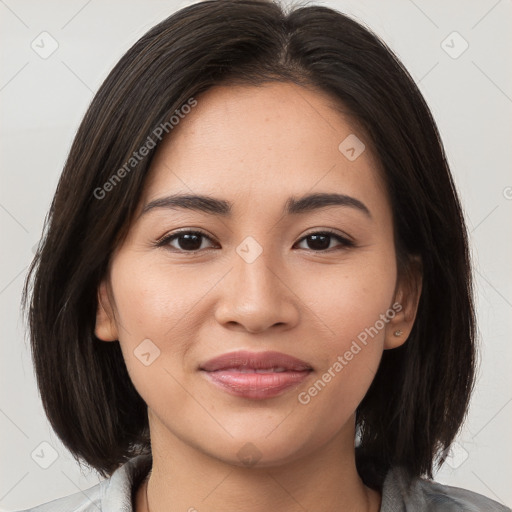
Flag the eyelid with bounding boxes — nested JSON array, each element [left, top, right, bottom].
[[155, 227, 215, 246], [295, 229, 356, 250], [300, 227, 354, 243]]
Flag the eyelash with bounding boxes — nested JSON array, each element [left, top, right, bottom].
[[155, 228, 356, 253]]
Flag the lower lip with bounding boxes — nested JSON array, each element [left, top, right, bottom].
[[201, 369, 312, 399]]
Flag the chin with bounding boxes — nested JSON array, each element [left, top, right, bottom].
[[202, 432, 312, 469]]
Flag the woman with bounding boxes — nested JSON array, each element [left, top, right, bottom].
[[19, 0, 510, 510]]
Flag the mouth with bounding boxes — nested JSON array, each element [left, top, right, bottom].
[[199, 350, 313, 399], [200, 349, 313, 372]]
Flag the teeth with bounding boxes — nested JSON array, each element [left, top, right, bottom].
[[234, 367, 288, 373]]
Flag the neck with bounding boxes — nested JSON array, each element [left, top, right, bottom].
[[135, 413, 381, 512]]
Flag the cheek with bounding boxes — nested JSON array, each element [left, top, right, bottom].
[[108, 258, 200, 407], [108, 255, 229, 380], [295, 345, 381, 450], [107, 257, 193, 374], [295, 264, 395, 432], [111, 257, 197, 334], [299, 254, 397, 348], [293, 250, 396, 410]]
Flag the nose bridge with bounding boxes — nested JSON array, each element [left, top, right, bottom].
[[233, 234, 281, 301], [214, 234, 298, 332]]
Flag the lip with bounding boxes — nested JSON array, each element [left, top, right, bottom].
[[200, 350, 312, 372], [199, 350, 313, 400]]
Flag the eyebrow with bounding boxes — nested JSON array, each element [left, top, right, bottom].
[[140, 192, 372, 219]]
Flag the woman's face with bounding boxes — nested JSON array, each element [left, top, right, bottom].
[[96, 82, 418, 467]]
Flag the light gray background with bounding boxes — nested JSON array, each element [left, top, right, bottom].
[[1, 0, 511, 510]]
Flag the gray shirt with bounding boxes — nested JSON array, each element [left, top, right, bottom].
[[15, 453, 511, 511]]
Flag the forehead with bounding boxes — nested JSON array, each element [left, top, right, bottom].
[[140, 82, 390, 221]]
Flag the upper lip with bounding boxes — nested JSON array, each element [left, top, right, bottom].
[[200, 350, 313, 372]]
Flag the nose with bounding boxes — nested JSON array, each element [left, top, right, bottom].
[[214, 246, 300, 334]]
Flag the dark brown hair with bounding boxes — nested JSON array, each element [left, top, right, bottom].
[[22, 0, 475, 488]]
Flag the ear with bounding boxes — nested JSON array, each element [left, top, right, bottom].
[[384, 255, 423, 350], [95, 279, 118, 342]]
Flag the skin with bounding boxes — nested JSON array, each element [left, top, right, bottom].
[[95, 82, 422, 512]]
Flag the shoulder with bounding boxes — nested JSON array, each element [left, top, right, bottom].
[[381, 466, 511, 512], [13, 480, 105, 512], [12, 453, 152, 512]]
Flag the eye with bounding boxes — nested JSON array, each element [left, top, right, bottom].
[[156, 229, 355, 253], [156, 230, 217, 252], [294, 230, 355, 251]]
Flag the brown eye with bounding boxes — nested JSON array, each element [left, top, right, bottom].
[[295, 231, 355, 251], [157, 230, 216, 252]]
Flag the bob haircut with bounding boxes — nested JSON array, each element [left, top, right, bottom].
[[23, 0, 475, 489]]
